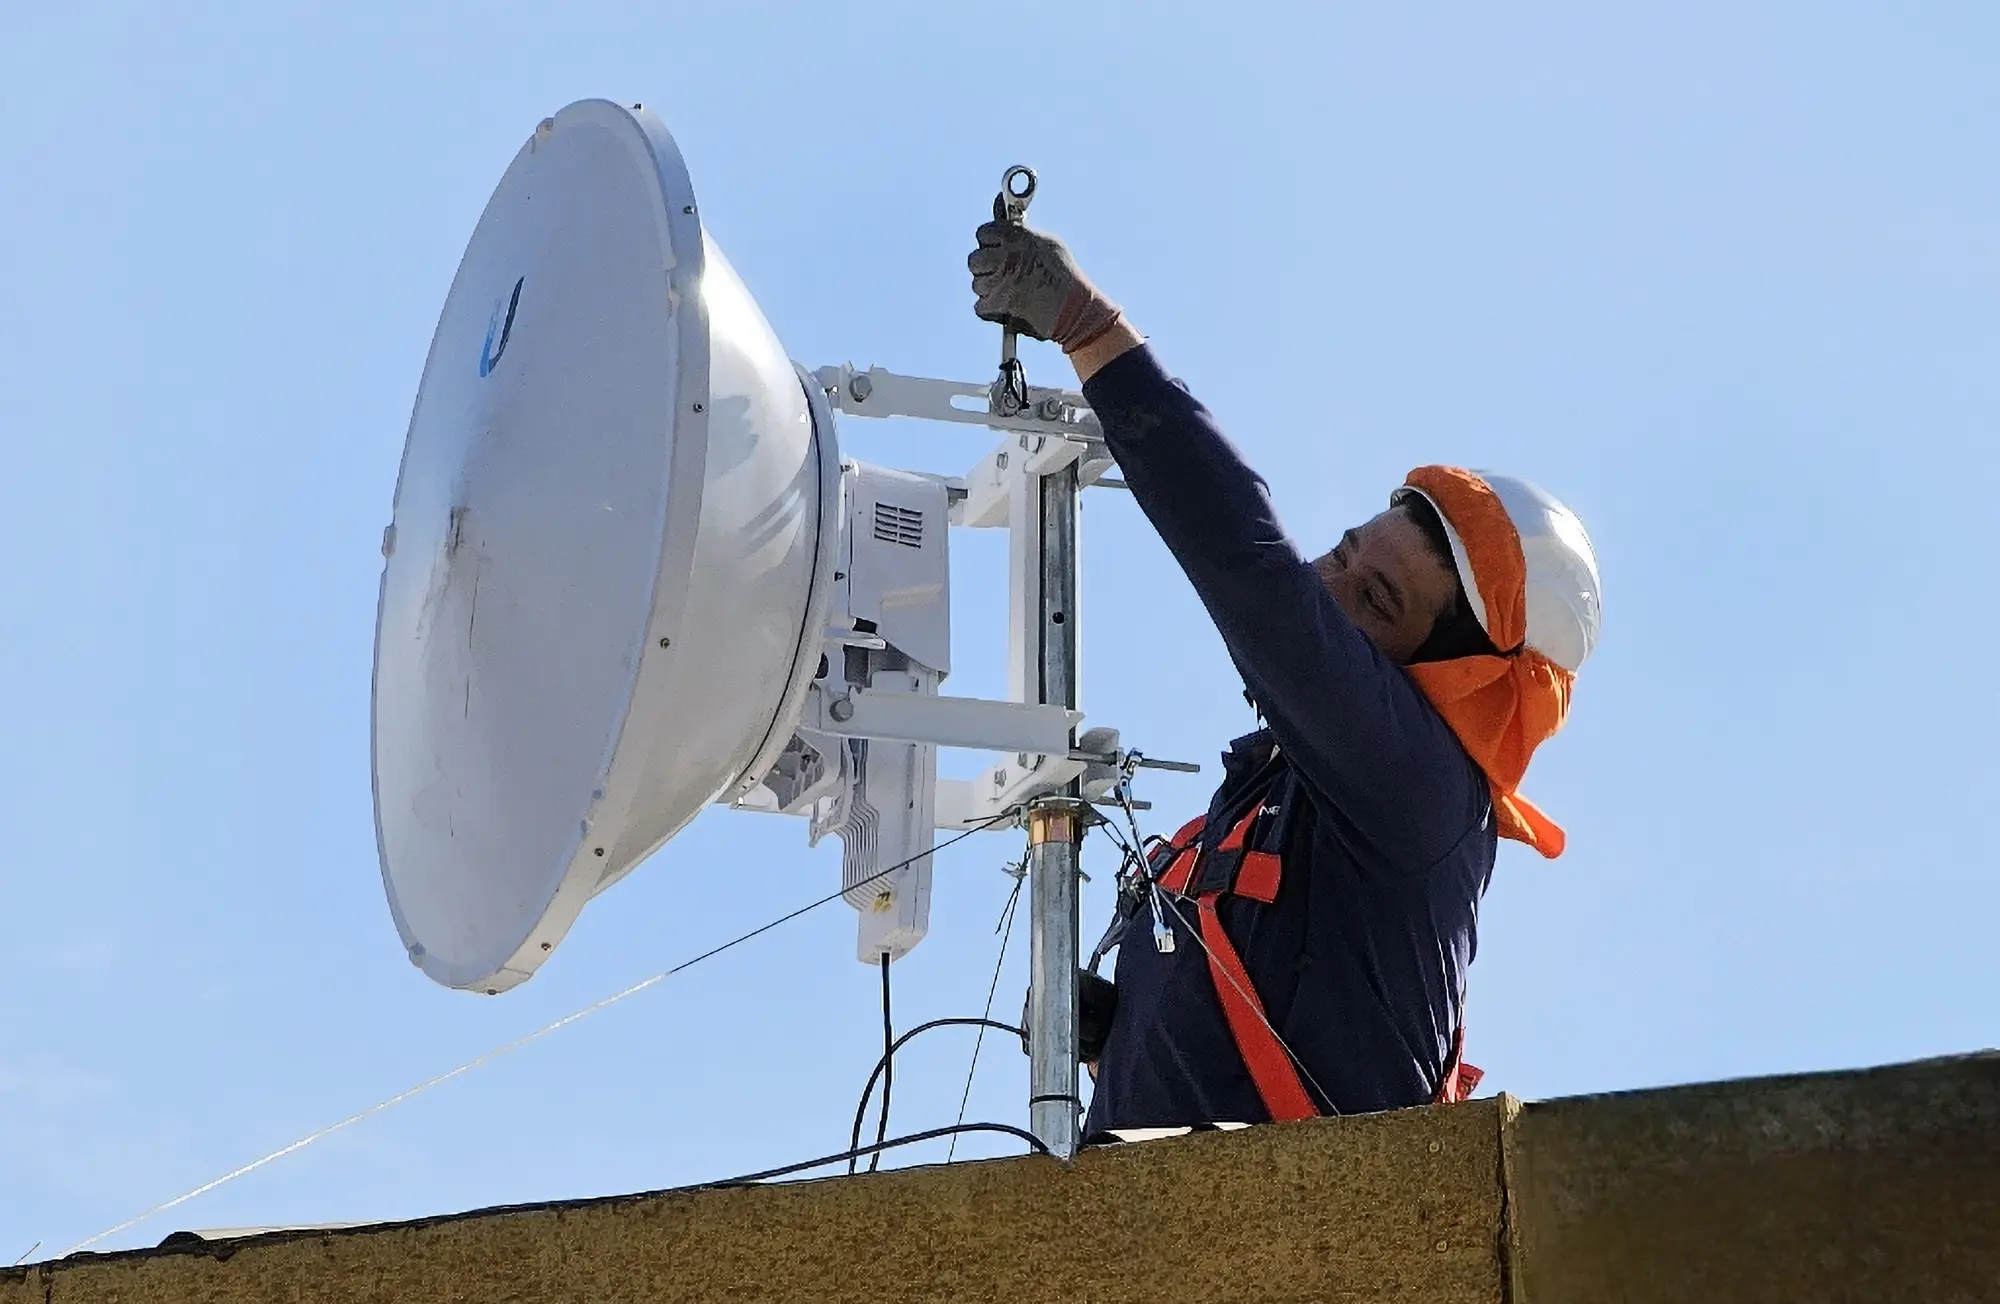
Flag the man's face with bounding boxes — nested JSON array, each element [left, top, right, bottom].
[[1311, 505, 1461, 664]]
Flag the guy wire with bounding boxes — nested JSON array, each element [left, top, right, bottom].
[[62, 812, 1015, 1257], [946, 859, 1026, 1161]]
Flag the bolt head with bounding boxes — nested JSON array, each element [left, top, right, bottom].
[[829, 697, 855, 722], [849, 374, 873, 403]]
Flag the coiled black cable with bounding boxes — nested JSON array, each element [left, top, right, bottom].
[[847, 1017, 1026, 1174]]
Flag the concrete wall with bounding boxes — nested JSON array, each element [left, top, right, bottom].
[[8, 1054, 1994, 1304], [1505, 1054, 2000, 1304]]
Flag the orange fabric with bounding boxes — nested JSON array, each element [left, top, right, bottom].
[[1155, 816, 1206, 894], [1401, 467, 1576, 859], [1217, 805, 1258, 851], [1195, 895, 1319, 1122], [1434, 1024, 1484, 1104], [1234, 851, 1282, 904]]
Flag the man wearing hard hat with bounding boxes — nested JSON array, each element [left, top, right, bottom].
[[968, 212, 1602, 1138]]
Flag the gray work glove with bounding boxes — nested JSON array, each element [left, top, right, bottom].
[[968, 196, 1124, 354]]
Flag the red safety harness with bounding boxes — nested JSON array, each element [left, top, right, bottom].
[[1147, 770, 1484, 1121]]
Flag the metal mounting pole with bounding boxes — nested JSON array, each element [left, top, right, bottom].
[[981, 161, 1083, 1158], [1026, 460, 1083, 1158]]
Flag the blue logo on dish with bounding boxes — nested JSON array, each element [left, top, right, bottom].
[[478, 277, 525, 378]]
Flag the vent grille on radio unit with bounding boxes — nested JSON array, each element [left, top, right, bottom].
[[872, 502, 924, 548]]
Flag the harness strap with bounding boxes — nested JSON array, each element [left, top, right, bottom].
[[1155, 816, 1206, 895], [1148, 784, 1483, 1114], [1192, 884, 1481, 1113], [1193, 895, 1319, 1122], [1234, 849, 1282, 903]]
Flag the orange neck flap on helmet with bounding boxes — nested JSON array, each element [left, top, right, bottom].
[[1401, 467, 1574, 859]]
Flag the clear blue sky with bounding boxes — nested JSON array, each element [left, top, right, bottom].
[[4, 1, 1996, 1259]]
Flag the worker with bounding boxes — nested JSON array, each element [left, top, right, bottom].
[[968, 204, 1602, 1139]]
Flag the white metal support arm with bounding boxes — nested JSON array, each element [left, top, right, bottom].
[[801, 683, 1081, 755], [813, 364, 1102, 442]]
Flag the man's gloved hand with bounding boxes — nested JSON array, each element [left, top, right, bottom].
[[1017, 969, 1119, 1064], [968, 197, 1124, 355], [1078, 969, 1118, 1063]]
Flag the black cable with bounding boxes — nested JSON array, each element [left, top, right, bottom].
[[848, 1018, 1026, 1168], [866, 952, 893, 1173], [716, 1123, 1049, 1186]]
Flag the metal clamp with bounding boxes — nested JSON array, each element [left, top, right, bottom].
[[1024, 795, 1086, 846]]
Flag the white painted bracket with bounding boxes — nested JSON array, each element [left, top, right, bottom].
[[810, 364, 1120, 520], [778, 362, 1161, 838], [957, 428, 1117, 529], [801, 682, 1082, 755], [936, 754, 1091, 830], [815, 364, 1101, 439]]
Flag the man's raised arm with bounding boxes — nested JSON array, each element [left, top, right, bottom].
[[967, 213, 1484, 866]]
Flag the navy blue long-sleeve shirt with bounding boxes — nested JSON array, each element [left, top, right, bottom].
[[1080, 345, 1497, 1134]]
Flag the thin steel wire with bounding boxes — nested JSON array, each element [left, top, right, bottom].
[[61, 815, 1012, 1257], [1093, 813, 1340, 1116], [946, 863, 1026, 1161]]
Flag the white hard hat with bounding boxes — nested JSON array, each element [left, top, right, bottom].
[[1398, 471, 1602, 673]]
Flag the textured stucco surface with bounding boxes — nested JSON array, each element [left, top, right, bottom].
[[12, 1054, 1995, 1303], [1506, 1053, 2000, 1304], [6, 1099, 1505, 1304]]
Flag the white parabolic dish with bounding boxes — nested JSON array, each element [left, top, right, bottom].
[[373, 100, 839, 993]]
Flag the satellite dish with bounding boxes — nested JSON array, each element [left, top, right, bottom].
[[376, 101, 1168, 1161], [373, 100, 842, 992], [374, 98, 1138, 1024]]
